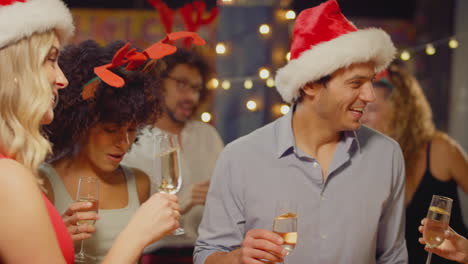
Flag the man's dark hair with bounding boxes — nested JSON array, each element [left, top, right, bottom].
[[295, 74, 332, 103]]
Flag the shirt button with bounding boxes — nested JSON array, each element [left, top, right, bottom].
[[312, 161, 319, 168], [321, 234, 327, 239]]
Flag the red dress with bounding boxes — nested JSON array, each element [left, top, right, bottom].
[[0, 154, 74, 263]]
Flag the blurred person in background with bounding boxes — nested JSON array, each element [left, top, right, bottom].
[[123, 49, 224, 264], [362, 62, 468, 264]]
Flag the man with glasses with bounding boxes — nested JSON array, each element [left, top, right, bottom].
[[123, 49, 224, 264]]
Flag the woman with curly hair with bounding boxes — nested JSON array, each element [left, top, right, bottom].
[[0, 1, 181, 263], [39, 39, 181, 263], [362, 62, 468, 263]]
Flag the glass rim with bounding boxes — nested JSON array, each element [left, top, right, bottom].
[[78, 176, 99, 182], [432, 195, 453, 202]]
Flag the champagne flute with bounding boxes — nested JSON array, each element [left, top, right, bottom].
[[272, 200, 298, 263], [154, 132, 184, 235], [423, 195, 452, 264], [74, 176, 100, 263]]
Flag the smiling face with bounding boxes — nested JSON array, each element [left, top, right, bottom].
[[307, 62, 377, 131], [80, 122, 138, 172], [163, 63, 202, 124], [41, 35, 68, 125]]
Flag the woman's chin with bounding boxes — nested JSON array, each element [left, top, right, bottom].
[[40, 110, 54, 125]]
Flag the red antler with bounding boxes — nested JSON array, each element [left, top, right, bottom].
[[179, 1, 218, 48], [147, 0, 175, 34], [83, 32, 206, 99]]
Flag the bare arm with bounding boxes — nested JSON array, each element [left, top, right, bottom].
[[447, 138, 468, 192], [433, 136, 468, 192], [0, 159, 66, 263]]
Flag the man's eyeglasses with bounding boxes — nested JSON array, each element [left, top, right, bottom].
[[166, 76, 203, 93]]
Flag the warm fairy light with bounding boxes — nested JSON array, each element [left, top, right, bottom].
[[201, 112, 212, 123], [425, 44, 436, 55], [286, 52, 291, 61], [259, 24, 271, 35], [209, 78, 219, 89], [216, 43, 226, 54], [244, 79, 253, 89], [246, 100, 258, 111], [222, 0, 233, 2], [266, 78, 275, 88], [448, 38, 459, 49], [400, 50, 411, 61], [221, 80, 231, 90], [259, 67, 270, 79], [285, 10, 296, 20], [280, 104, 290, 115]]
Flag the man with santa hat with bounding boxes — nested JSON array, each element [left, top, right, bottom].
[[194, 0, 407, 263]]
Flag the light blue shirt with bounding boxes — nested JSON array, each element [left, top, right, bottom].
[[194, 110, 408, 264]]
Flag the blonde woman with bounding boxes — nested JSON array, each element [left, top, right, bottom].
[[0, 0, 180, 263], [362, 62, 468, 264]]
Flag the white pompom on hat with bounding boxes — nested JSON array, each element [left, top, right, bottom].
[[0, 0, 75, 49], [275, 0, 396, 103]]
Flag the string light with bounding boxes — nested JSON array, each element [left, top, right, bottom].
[[448, 38, 459, 49], [216, 43, 227, 55], [209, 78, 219, 89], [285, 10, 296, 20], [201, 112, 212, 123], [221, 80, 231, 90], [246, 100, 258, 111], [266, 78, 275, 88], [425, 44, 436, 55], [400, 50, 411, 61], [280, 104, 290, 115], [259, 67, 270, 79], [259, 24, 271, 35], [244, 79, 253, 89]]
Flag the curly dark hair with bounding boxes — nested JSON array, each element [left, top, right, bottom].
[[45, 40, 163, 159], [148, 48, 211, 104]]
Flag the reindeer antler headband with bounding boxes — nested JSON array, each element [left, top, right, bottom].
[[82, 31, 205, 100]]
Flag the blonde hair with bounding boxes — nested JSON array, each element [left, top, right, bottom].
[[384, 63, 437, 202], [0, 30, 56, 174]]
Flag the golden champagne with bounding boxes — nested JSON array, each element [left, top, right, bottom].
[[423, 206, 450, 248], [76, 198, 99, 226], [156, 147, 181, 194], [273, 213, 298, 254]]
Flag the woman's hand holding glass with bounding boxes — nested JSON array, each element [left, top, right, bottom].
[[62, 201, 99, 241], [419, 218, 468, 263], [124, 192, 181, 246], [74, 176, 100, 263], [422, 195, 453, 264]]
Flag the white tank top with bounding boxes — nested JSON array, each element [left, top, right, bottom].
[[40, 163, 141, 263]]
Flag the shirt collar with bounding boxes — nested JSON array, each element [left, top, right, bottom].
[[276, 107, 295, 158], [275, 106, 361, 158]]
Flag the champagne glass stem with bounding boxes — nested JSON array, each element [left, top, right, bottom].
[[425, 252, 432, 264]]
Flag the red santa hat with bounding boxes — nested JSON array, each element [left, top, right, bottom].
[[0, 0, 74, 49], [275, 0, 396, 103]]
